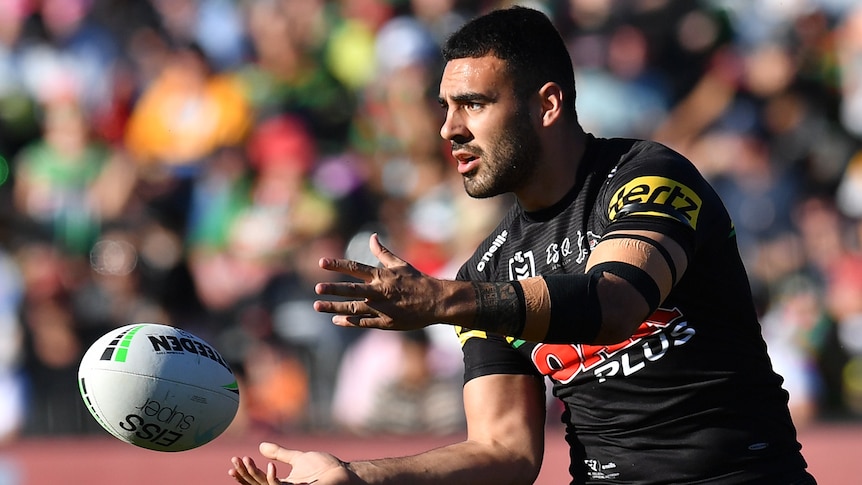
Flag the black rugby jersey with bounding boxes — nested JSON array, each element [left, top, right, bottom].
[[455, 135, 812, 484]]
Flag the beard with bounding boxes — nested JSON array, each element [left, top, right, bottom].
[[460, 107, 542, 199]]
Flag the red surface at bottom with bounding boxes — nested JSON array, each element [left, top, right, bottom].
[[2, 423, 858, 484]]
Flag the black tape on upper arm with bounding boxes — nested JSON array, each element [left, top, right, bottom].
[[590, 261, 661, 311], [606, 215, 695, 263], [542, 259, 663, 345], [543, 273, 602, 344], [600, 233, 677, 284]]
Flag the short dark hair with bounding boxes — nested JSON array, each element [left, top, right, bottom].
[[442, 6, 577, 120]]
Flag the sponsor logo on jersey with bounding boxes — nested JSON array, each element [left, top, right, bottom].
[[608, 176, 703, 228], [587, 231, 602, 251], [528, 307, 695, 383], [546, 235, 578, 269], [578, 230, 603, 265], [585, 459, 619, 481], [545, 232, 603, 269], [477, 230, 508, 272]]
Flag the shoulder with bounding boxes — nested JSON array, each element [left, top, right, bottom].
[[591, 137, 727, 231], [581, 136, 703, 192], [592, 136, 696, 174], [603, 138, 720, 206]]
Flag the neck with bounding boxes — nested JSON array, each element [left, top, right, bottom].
[[515, 124, 587, 212]]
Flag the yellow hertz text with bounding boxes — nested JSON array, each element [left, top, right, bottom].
[[608, 176, 703, 229]]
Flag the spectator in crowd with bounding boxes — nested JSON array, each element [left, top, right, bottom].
[[0, 0, 41, 159], [330, 320, 462, 435], [363, 329, 465, 435], [237, 0, 356, 153], [761, 275, 828, 428], [13, 95, 134, 255]]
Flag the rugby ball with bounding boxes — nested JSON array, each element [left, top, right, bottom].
[[78, 323, 240, 452]]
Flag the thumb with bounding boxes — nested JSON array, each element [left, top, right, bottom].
[[370, 233, 405, 268], [259, 442, 299, 464]]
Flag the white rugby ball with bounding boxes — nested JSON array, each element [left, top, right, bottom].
[[78, 323, 240, 452]]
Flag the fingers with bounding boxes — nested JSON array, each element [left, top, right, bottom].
[[318, 257, 376, 281], [266, 462, 281, 485], [313, 301, 395, 329], [331, 314, 385, 328], [369, 233, 404, 268], [261, 442, 301, 464], [312, 298, 375, 315], [229, 456, 269, 485], [314, 264, 387, 301], [314, 233, 418, 329], [229, 452, 290, 485], [314, 281, 375, 299], [317, 234, 405, 279], [311, 304, 386, 328]]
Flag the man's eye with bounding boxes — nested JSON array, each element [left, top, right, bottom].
[[466, 102, 482, 111]]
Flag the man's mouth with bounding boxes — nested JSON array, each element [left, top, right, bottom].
[[453, 152, 479, 174]]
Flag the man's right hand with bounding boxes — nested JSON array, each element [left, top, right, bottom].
[[313, 233, 471, 331], [229, 442, 356, 485]]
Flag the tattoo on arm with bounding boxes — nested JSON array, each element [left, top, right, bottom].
[[471, 282, 526, 337]]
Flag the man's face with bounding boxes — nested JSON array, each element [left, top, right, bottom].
[[438, 55, 541, 199]]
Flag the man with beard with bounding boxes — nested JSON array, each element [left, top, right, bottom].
[[229, 6, 816, 485]]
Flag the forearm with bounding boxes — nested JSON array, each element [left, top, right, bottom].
[[345, 440, 538, 485], [343, 374, 545, 485]]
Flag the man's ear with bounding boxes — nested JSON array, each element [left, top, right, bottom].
[[538, 82, 565, 127]]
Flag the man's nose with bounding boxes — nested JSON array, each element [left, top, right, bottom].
[[440, 110, 470, 142]]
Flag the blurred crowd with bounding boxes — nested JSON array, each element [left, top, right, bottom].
[[1, 0, 862, 444]]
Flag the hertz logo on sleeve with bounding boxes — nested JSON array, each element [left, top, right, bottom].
[[608, 176, 703, 228]]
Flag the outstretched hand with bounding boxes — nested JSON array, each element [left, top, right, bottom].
[[313, 233, 457, 330], [229, 442, 354, 485]]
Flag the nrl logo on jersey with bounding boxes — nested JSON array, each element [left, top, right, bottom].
[[509, 250, 536, 280]]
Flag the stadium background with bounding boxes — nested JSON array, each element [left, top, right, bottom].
[[1, 0, 862, 483]]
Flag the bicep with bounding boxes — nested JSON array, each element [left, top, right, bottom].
[[587, 228, 689, 292], [586, 229, 689, 342]]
